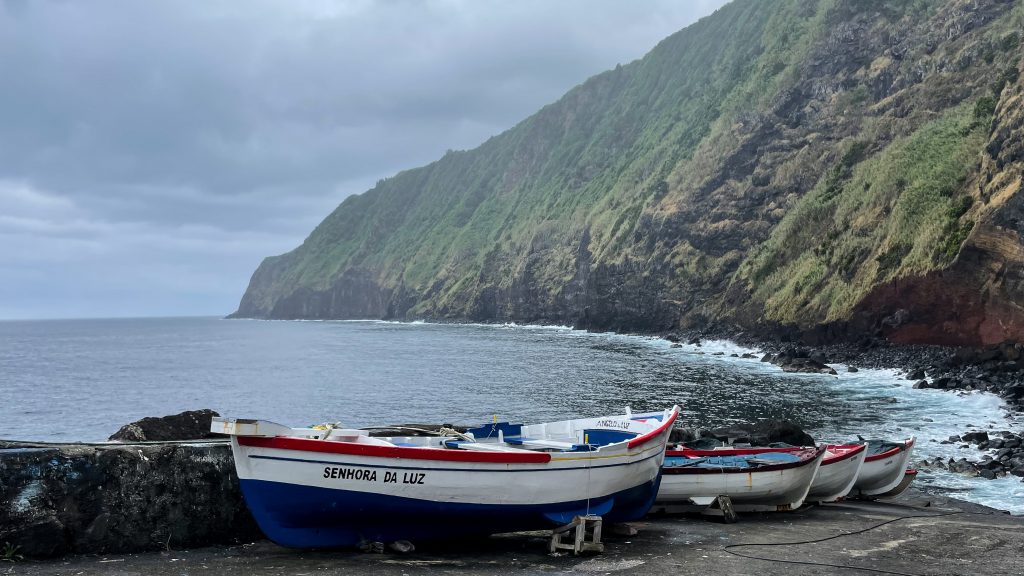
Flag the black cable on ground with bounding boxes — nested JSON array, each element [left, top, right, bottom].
[[721, 508, 997, 576]]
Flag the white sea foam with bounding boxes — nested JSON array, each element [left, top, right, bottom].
[[649, 335, 1024, 514]]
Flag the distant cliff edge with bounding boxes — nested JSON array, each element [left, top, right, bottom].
[[233, 0, 1024, 347]]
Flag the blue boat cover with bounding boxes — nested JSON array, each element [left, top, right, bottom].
[[664, 452, 802, 469]]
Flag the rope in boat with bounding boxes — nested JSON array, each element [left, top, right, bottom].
[[358, 425, 475, 442], [584, 446, 593, 516], [311, 422, 342, 440]]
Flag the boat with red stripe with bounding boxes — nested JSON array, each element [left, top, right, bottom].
[[851, 438, 916, 498], [671, 443, 868, 503], [653, 445, 827, 512], [213, 406, 679, 548]]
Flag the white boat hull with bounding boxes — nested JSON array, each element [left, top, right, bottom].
[[653, 447, 826, 513], [806, 444, 867, 502], [215, 408, 678, 548], [852, 438, 915, 498]]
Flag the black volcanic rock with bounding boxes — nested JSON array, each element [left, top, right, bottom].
[[109, 409, 221, 442], [703, 420, 815, 447], [0, 440, 259, 557]]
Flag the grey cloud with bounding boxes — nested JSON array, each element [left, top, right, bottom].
[[0, 0, 728, 319]]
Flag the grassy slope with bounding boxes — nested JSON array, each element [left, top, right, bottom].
[[239, 0, 1022, 333], [734, 103, 989, 325], [242, 0, 798, 314]]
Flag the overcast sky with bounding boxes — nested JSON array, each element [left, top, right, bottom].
[[0, 0, 728, 320]]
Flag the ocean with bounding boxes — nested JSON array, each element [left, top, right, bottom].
[[0, 316, 1021, 513]]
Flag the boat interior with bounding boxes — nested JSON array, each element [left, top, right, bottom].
[[323, 410, 670, 454]]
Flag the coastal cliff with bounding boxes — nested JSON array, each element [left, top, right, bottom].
[[233, 0, 1024, 346]]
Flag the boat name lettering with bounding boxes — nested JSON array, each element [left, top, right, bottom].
[[321, 467, 427, 484], [595, 419, 631, 430], [323, 466, 377, 482]]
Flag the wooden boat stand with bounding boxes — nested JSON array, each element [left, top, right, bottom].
[[549, 515, 604, 555], [700, 495, 738, 523]]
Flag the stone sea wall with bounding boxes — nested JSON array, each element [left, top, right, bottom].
[[0, 439, 259, 557]]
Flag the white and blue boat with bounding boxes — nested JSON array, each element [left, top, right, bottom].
[[213, 406, 679, 549]]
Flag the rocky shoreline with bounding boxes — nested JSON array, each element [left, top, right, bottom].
[[669, 326, 1024, 486]]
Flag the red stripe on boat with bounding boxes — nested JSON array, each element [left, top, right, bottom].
[[627, 407, 679, 449], [669, 446, 800, 457], [662, 445, 826, 475], [238, 436, 552, 464], [822, 443, 866, 464], [670, 443, 867, 464]]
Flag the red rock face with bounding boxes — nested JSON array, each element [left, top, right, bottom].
[[857, 233, 1024, 346], [857, 62, 1024, 347]]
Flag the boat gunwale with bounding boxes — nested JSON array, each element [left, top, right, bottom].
[[863, 438, 913, 463], [661, 445, 825, 475], [237, 436, 553, 464], [668, 443, 866, 465], [235, 406, 678, 465], [628, 407, 679, 449]]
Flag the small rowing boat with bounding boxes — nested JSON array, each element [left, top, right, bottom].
[[213, 406, 679, 548], [851, 438, 916, 498], [675, 443, 868, 503], [806, 443, 868, 502], [652, 445, 826, 512]]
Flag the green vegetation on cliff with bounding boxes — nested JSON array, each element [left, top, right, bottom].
[[235, 0, 1024, 344], [735, 103, 989, 324]]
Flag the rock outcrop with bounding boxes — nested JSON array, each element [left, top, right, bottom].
[[108, 409, 222, 442], [0, 440, 259, 557]]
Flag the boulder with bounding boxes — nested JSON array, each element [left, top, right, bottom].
[[669, 427, 699, 444], [961, 431, 990, 444], [388, 540, 415, 553], [704, 420, 814, 447], [906, 368, 926, 380], [108, 409, 222, 442], [0, 440, 259, 557]]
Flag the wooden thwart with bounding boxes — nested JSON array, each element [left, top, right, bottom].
[[549, 515, 604, 555]]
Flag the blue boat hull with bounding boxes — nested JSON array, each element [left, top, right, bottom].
[[239, 476, 662, 548]]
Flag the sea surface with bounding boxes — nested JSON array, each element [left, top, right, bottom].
[[1, 317, 1021, 513]]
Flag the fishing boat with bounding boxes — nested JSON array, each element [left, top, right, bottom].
[[851, 438, 916, 498], [673, 443, 867, 503], [652, 445, 826, 512], [807, 443, 868, 502], [212, 406, 679, 548]]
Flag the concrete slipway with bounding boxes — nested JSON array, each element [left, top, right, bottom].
[[6, 488, 1023, 576]]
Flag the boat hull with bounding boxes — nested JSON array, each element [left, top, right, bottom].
[[653, 446, 826, 512], [807, 444, 867, 502], [852, 438, 915, 498], [873, 469, 917, 499], [239, 476, 660, 548], [227, 409, 677, 548]]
